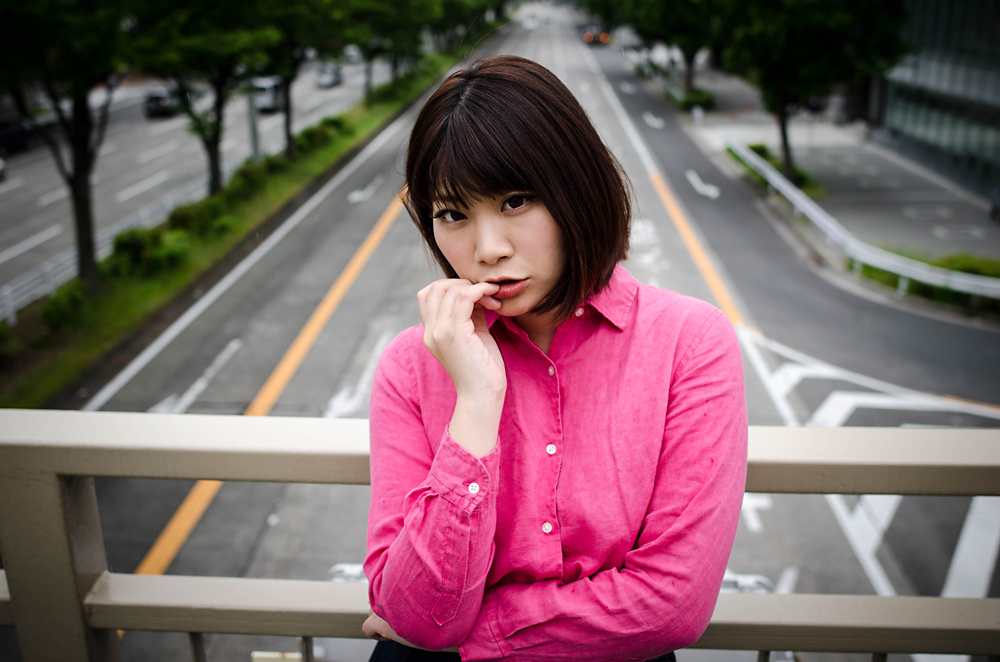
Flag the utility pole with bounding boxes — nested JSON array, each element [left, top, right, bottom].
[[246, 91, 260, 162]]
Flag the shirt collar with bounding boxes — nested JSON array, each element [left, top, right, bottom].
[[484, 264, 637, 331]]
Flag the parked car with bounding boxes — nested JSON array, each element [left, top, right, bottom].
[[990, 184, 1000, 222], [252, 77, 284, 113], [315, 61, 343, 88], [0, 116, 35, 155], [143, 88, 182, 118], [342, 44, 363, 64]]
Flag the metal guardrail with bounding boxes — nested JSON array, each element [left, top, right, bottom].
[[0, 410, 999, 660], [726, 139, 1000, 300]]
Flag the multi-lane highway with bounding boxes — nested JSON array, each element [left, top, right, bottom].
[[0, 60, 391, 292], [2, 4, 999, 661]]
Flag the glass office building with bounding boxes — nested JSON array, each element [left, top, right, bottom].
[[876, 0, 1000, 192]]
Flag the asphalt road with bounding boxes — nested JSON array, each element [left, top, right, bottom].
[[0, 60, 391, 288], [2, 4, 999, 661]]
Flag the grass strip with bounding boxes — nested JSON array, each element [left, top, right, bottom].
[[0, 50, 461, 409]]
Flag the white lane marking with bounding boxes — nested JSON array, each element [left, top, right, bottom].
[[738, 326, 1000, 604], [115, 170, 170, 203], [38, 186, 70, 207], [260, 114, 285, 132], [148, 116, 186, 137], [942, 496, 1000, 598], [0, 225, 63, 266], [628, 218, 670, 288], [98, 142, 117, 156], [136, 139, 179, 164], [347, 174, 385, 204], [741, 493, 773, 533], [323, 330, 394, 418], [932, 225, 986, 240], [685, 169, 720, 200], [147, 338, 243, 414], [642, 111, 665, 129], [84, 109, 413, 411], [774, 566, 799, 594], [619, 81, 636, 95], [0, 177, 25, 196]]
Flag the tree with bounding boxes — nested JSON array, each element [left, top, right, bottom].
[[346, 0, 441, 101], [723, 0, 906, 179], [578, 0, 625, 31], [131, 0, 278, 195], [623, 0, 716, 93], [261, 0, 349, 160], [0, 0, 130, 294]]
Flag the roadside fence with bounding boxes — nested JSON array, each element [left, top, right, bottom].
[[726, 138, 1000, 300]]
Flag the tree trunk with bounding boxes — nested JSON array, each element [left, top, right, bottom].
[[683, 50, 696, 93], [777, 103, 796, 182], [364, 57, 374, 103], [205, 84, 226, 195], [69, 92, 101, 296], [282, 76, 295, 160], [391, 53, 399, 82]]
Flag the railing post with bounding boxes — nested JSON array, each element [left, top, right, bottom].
[[190, 632, 208, 662], [0, 469, 121, 661]]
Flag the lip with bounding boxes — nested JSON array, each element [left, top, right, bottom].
[[487, 278, 528, 299]]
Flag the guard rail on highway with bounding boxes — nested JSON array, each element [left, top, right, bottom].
[[1, 410, 998, 660], [726, 139, 1000, 300]]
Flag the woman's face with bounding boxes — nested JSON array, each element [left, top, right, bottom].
[[432, 191, 565, 321]]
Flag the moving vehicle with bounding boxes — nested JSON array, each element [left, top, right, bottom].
[[252, 77, 284, 113], [143, 88, 181, 118], [582, 23, 610, 45], [315, 61, 343, 88]]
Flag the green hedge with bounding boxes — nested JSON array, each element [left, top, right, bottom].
[[851, 253, 1000, 313]]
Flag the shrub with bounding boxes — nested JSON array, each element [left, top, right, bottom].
[[225, 160, 268, 203], [105, 227, 190, 277], [932, 253, 1000, 278], [295, 124, 333, 154], [42, 280, 86, 331], [0, 321, 20, 364], [210, 214, 237, 236], [168, 196, 225, 235], [145, 230, 191, 274], [320, 114, 352, 135], [671, 88, 715, 112], [263, 152, 290, 174]]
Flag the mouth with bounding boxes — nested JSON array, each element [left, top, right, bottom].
[[487, 278, 528, 299]]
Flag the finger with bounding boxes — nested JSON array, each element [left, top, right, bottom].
[[449, 281, 498, 326], [477, 294, 501, 311]]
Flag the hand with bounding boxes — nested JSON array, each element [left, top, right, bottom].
[[417, 279, 506, 400], [363, 609, 459, 653]]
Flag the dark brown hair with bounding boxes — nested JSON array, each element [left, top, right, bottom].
[[404, 55, 632, 321]]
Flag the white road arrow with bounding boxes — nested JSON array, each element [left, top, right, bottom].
[[642, 111, 665, 129], [685, 169, 720, 200], [741, 493, 773, 533], [347, 174, 385, 204]]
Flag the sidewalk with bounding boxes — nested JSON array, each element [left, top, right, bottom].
[[677, 69, 1000, 262]]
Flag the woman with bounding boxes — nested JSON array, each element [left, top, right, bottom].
[[362, 55, 747, 662]]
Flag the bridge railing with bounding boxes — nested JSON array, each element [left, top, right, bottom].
[[1, 409, 998, 661]]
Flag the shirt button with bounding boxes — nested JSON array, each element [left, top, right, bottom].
[[548, 365, 555, 376], [575, 307, 584, 317], [541, 522, 553, 534], [468, 482, 480, 494], [546, 444, 557, 455]]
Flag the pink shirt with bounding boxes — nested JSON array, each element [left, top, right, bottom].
[[365, 266, 748, 661]]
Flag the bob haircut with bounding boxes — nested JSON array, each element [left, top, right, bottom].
[[404, 55, 632, 322]]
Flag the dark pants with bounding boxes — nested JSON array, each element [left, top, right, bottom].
[[369, 639, 678, 662]]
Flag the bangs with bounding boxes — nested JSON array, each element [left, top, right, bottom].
[[423, 109, 536, 211]]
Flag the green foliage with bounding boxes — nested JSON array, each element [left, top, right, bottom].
[[670, 88, 715, 111], [264, 153, 292, 174], [741, 143, 823, 195], [167, 196, 226, 236], [105, 227, 191, 278], [41, 280, 87, 332], [0, 322, 20, 364], [850, 253, 1000, 314], [320, 114, 353, 135], [224, 160, 269, 203], [932, 254, 1000, 279], [622, 0, 718, 91], [722, 0, 907, 176]]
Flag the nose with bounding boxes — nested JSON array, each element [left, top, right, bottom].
[[473, 212, 513, 265]]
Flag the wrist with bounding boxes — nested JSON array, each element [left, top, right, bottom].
[[449, 392, 504, 458]]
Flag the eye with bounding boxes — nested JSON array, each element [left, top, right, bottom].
[[501, 194, 534, 212], [432, 208, 467, 223]]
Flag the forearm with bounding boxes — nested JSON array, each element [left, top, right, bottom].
[[449, 391, 503, 458]]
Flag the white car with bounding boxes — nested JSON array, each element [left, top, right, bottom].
[[252, 77, 284, 113]]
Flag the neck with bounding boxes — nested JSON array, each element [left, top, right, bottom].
[[513, 311, 560, 355]]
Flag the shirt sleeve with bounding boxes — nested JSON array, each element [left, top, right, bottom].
[[459, 313, 748, 662], [365, 332, 501, 651]]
